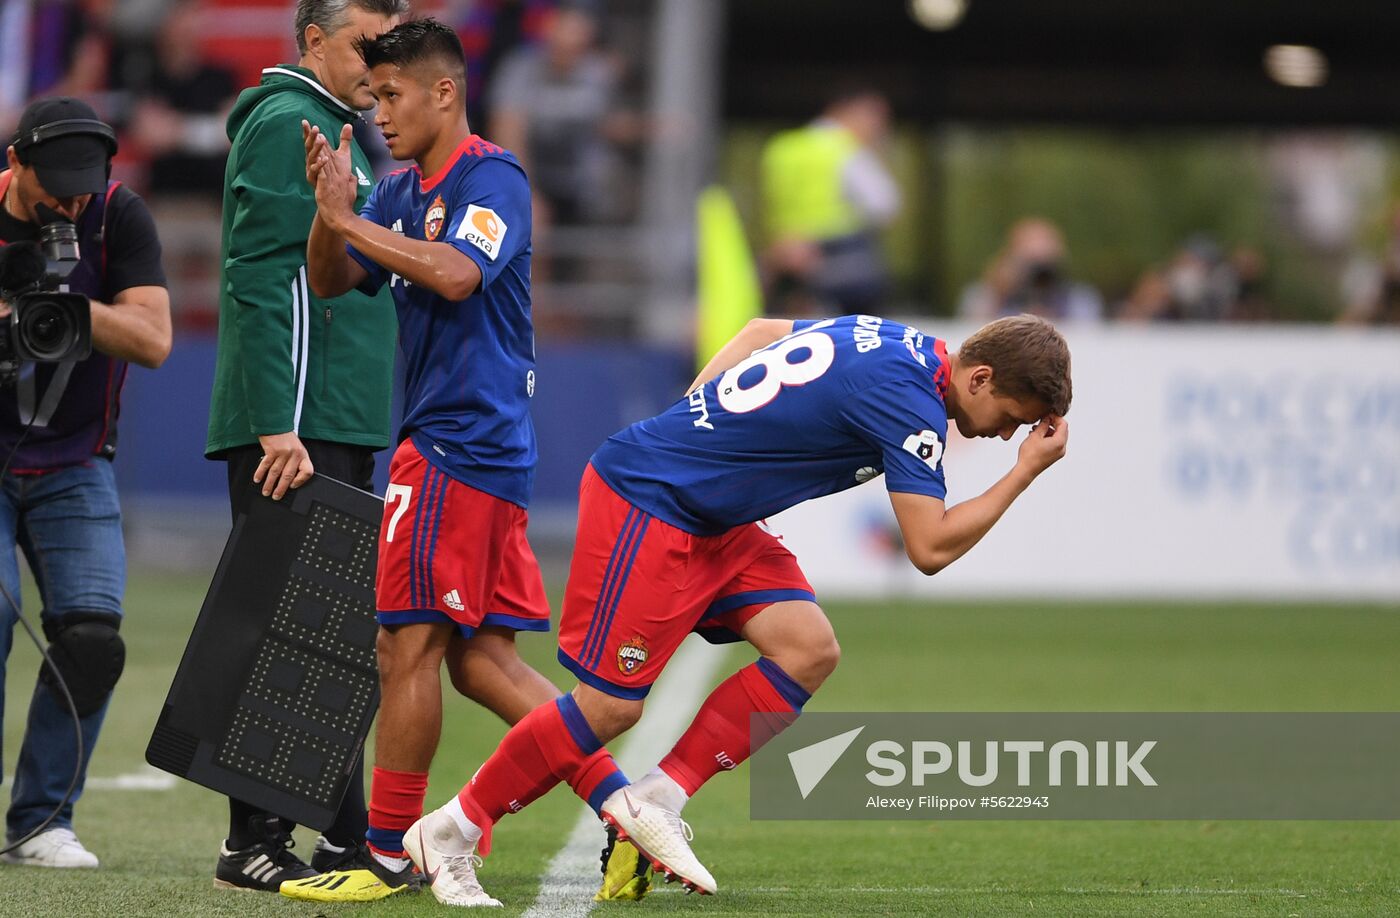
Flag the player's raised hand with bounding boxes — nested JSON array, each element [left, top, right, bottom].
[[313, 124, 358, 230], [1016, 414, 1068, 476], [301, 120, 325, 188], [325, 122, 354, 174]]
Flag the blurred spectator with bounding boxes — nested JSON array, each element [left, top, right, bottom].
[[0, 0, 115, 136], [1266, 134, 1385, 254], [1339, 205, 1400, 325], [1119, 235, 1274, 322], [488, 3, 640, 227], [119, 0, 237, 196], [760, 86, 900, 317], [1226, 246, 1274, 322], [456, 0, 554, 129], [957, 217, 1103, 323]]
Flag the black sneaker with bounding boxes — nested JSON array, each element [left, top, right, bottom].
[[213, 815, 318, 892], [281, 838, 421, 901]]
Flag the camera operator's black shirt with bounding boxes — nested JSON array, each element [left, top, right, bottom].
[[0, 178, 168, 469], [0, 185, 167, 292]]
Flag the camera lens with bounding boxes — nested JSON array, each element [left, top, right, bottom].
[[18, 298, 78, 360], [34, 313, 61, 345]]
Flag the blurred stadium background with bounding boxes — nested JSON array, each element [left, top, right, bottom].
[[0, 0, 1396, 597], [1, 0, 1397, 597], [1, 1, 1398, 914]]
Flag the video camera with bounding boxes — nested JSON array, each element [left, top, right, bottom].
[[0, 223, 93, 386]]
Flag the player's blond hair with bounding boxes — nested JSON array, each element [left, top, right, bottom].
[[958, 314, 1073, 416]]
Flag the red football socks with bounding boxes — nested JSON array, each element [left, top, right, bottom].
[[458, 694, 628, 855], [366, 767, 428, 859], [659, 658, 810, 796]]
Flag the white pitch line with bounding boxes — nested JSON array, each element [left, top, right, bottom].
[[520, 635, 730, 918], [84, 766, 177, 791], [0, 768, 177, 791]]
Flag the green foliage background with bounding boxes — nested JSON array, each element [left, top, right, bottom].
[[723, 125, 1400, 321]]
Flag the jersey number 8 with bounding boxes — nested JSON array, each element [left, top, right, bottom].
[[716, 323, 836, 414]]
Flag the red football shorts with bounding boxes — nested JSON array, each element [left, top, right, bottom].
[[376, 439, 550, 637], [557, 464, 816, 699]]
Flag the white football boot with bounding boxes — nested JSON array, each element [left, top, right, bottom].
[[402, 807, 501, 907], [1, 826, 99, 868], [599, 786, 716, 895]]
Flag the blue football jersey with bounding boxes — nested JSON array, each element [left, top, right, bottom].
[[591, 315, 951, 534], [350, 135, 537, 507]]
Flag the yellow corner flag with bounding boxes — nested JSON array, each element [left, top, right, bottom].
[[696, 185, 763, 370]]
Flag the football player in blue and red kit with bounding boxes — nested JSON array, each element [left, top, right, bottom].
[[404, 312, 1072, 906], [282, 20, 560, 904]]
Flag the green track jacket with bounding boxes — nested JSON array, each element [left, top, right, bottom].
[[206, 65, 395, 456]]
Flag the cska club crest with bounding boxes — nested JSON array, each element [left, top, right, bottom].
[[617, 637, 649, 676], [424, 194, 447, 241]]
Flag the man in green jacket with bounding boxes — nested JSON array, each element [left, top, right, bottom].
[[205, 0, 406, 892]]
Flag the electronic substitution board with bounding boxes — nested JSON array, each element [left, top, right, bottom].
[[146, 474, 382, 830]]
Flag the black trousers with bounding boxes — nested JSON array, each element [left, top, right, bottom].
[[221, 438, 376, 848]]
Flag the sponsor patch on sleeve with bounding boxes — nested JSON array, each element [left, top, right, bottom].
[[454, 204, 508, 261], [901, 430, 944, 470]]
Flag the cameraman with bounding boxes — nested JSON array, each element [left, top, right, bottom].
[[0, 97, 171, 868], [957, 217, 1104, 323]]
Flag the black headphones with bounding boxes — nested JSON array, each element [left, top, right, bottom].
[[12, 118, 119, 169]]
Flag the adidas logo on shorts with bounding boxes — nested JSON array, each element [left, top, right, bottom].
[[442, 589, 465, 611]]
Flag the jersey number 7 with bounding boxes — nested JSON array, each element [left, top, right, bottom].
[[384, 483, 412, 542]]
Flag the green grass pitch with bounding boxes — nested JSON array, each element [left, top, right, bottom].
[[1, 570, 1397, 916]]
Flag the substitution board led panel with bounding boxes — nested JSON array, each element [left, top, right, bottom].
[[146, 475, 383, 830]]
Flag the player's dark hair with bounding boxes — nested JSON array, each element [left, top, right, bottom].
[[294, 0, 409, 55], [356, 18, 467, 94], [959, 314, 1073, 416]]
